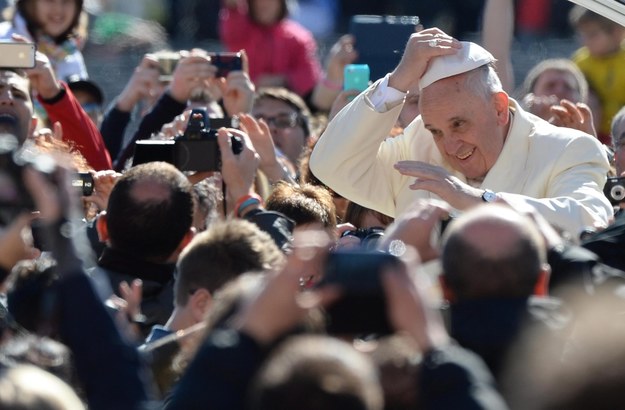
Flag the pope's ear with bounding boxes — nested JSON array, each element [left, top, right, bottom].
[[492, 91, 510, 125]]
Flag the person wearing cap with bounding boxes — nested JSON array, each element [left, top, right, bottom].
[[309, 28, 612, 238], [66, 75, 104, 128]]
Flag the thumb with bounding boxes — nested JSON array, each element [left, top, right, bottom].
[[217, 128, 235, 163]]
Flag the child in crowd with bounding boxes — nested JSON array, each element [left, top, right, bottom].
[[570, 5, 625, 142], [219, 0, 322, 99], [0, 0, 88, 81]]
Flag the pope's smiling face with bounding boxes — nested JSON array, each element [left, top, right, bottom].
[[420, 71, 509, 180]]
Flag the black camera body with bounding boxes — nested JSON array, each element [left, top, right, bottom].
[[604, 176, 625, 206], [133, 110, 243, 172], [341, 227, 385, 250], [207, 52, 243, 77], [317, 250, 400, 336], [72, 172, 94, 197]]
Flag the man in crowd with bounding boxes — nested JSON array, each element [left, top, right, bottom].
[[92, 161, 195, 336], [0, 55, 112, 171], [439, 204, 558, 379], [310, 28, 612, 238]]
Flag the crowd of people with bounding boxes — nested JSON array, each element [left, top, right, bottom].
[[0, 0, 624, 408]]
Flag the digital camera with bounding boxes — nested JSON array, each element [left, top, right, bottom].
[[133, 109, 243, 172], [604, 176, 625, 205]]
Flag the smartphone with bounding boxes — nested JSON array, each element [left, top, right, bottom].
[[343, 64, 370, 93], [0, 42, 36, 69], [207, 52, 243, 77], [317, 250, 400, 336]]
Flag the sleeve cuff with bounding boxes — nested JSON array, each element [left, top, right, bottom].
[[365, 74, 407, 112], [39, 84, 67, 105]]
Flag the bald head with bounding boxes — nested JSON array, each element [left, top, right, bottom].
[[441, 205, 546, 300]]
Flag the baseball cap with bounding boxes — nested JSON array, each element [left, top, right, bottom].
[[65, 75, 104, 105]]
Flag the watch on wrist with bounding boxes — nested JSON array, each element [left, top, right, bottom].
[[481, 189, 498, 203]]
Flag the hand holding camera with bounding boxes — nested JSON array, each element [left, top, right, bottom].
[[217, 126, 261, 206], [167, 51, 216, 103], [116, 54, 161, 113]]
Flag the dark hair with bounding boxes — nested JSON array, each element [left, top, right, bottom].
[[344, 202, 393, 229], [14, 0, 84, 43], [255, 87, 312, 137], [106, 162, 194, 262], [250, 335, 383, 410], [7, 257, 60, 337], [266, 182, 336, 229], [174, 219, 284, 306], [247, 0, 288, 25]]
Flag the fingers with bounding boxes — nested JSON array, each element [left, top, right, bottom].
[[10, 33, 29, 43], [394, 161, 448, 179], [576, 102, 593, 124], [53, 121, 63, 140]]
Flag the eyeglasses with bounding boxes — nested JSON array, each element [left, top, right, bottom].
[[254, 112, 301, 129]]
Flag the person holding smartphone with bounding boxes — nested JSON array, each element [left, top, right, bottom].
[[0, 0, 88, 81]]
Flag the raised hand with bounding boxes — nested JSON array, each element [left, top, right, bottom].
[[388, 28, 462, 92]]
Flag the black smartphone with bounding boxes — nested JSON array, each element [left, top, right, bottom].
[[207, 52, 243, 77], [317, 250, 401, 336], [349, 15, 419, 81]]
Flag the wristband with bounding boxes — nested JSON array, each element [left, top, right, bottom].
[[321, 76, 342, 91], [234, 193, 263, 217]]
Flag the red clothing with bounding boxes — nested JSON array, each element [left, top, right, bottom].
[[219, 3, 321, 96], [39, 83, 113, 171]]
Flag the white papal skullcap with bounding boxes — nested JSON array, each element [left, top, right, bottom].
[[418, 41, 495, 91]]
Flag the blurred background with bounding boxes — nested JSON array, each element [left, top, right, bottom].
[[0, 0, 582, 108]]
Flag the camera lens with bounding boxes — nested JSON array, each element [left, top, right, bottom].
[[611, 185, 625, 202]]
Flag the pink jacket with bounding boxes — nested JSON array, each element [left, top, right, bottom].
[[219, 4, 321, 96]]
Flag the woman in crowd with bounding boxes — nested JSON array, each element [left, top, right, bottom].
[[0, 0, 88, 81]]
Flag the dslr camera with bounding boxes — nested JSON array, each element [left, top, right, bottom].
[[340, 227, 385, 250], [604, 176, 625, 206], [133, 109, 243, 172]]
